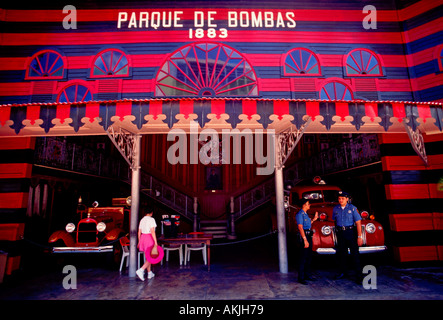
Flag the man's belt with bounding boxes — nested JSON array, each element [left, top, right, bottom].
[[303, 229, 312, 236], [336, 225, 354, 231]]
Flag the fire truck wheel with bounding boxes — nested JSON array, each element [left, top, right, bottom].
[[106, 241, 123, 269]]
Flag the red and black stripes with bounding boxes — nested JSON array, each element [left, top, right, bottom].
[[0, 137, 35, 275], [379, 133, 443, 262], [1, 99, 442, 134]]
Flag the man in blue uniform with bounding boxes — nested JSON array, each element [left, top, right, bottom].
[[332, 191, 363, 283], [296, 198, 318, 285]]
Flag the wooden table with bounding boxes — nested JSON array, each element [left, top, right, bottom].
[[159, 233, 213, 271]]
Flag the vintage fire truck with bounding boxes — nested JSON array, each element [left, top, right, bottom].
[[274, 177, 386, 254], [48, 197, 130, 254]]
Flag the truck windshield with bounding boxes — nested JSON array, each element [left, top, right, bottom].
[[323, 190, 339, 202], [301, 191, 323, 203], [301, 190, 339, 204]]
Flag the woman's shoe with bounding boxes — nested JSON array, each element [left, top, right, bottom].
[[136, 268, 145, 281]]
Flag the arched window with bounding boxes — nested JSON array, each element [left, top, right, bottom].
[[320, 81, 353, 100], [155, 42, 258, 97], [283, 48, 320, 75], [27, 50, 65, 79], [57, 83, 93, 103], [345, 49, 382, 76], [91, 49, 129, 77]]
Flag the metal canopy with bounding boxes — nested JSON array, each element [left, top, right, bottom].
[[0, 98, 442, 136]]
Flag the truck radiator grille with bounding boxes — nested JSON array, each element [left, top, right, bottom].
[[77, 223, 97, 243]]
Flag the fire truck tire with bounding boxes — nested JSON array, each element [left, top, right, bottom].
[[105, 239, 123, 269]]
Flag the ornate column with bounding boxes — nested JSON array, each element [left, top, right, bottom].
[[274, 119, 311, 273], [107, 127, 141, 278]]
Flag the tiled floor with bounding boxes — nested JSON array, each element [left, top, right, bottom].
[[1, 235, 442, 301]]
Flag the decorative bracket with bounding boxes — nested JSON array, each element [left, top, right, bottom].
[[403, 121, 428, 167], [107, 126, 139, 170], [276, 118, 311, 169]]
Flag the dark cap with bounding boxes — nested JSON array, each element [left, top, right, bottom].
[[338, 191, 350, 198]]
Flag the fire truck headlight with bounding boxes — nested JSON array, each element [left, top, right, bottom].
[[96, 222, 106, 232], [365, 223, 376, 234], [66, 223, 75, 233], [321, 225, 332, 236]]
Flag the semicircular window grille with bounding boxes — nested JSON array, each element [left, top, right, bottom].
[[155, 43, 258, 97], [345, 49, 382, 76], [28, 50, 65, 79], [91, 49, 129, 77], [284, 48, 320, 75], [57, 84, 93, 103], [320, 81, 353, 100]]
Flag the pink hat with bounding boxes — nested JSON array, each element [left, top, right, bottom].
[[145, 245, 164, 264]]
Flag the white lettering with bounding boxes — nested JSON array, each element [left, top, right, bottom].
[[240, 11, 249, 27], [139, 12, 148, 28], [117, 12, 127, 29], [264, 12, 274, 28], [116, 10, 296, 32], [286, 12, 296, 28], [179, 304, 214, 317], [276, 12, 285, 28], [194, 11, 204, 27], [251, 12, 263, 28], [228, 11, 238, 27], [117, 11, 183, 29], [207, 11, 217, 27], [174, 11, 183, 27], [162, 11, 172, 28], [151, 12, 161, 29], [128, 12, 137, 28]]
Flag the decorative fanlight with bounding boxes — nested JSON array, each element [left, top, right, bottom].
[[346, 49, 381, 76], [57, 84, 93, 103], [284, 48, 320, 75], [28, 50, 64, 78], [155, 42, 258, 97]]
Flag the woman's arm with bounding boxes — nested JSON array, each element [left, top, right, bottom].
[[297, 224, 309, 248], [150, 227, 158, 246]]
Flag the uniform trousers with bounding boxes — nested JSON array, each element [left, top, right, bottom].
[[335, 228, 361, 275], [298, 233, 313, 280]]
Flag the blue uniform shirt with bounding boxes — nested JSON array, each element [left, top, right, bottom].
[[295, 209, 311, 230], [332, 203, 361, 227]]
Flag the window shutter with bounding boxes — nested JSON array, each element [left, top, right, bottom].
[[31, 81, 56, 103], [96, 79, 121, 100]]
